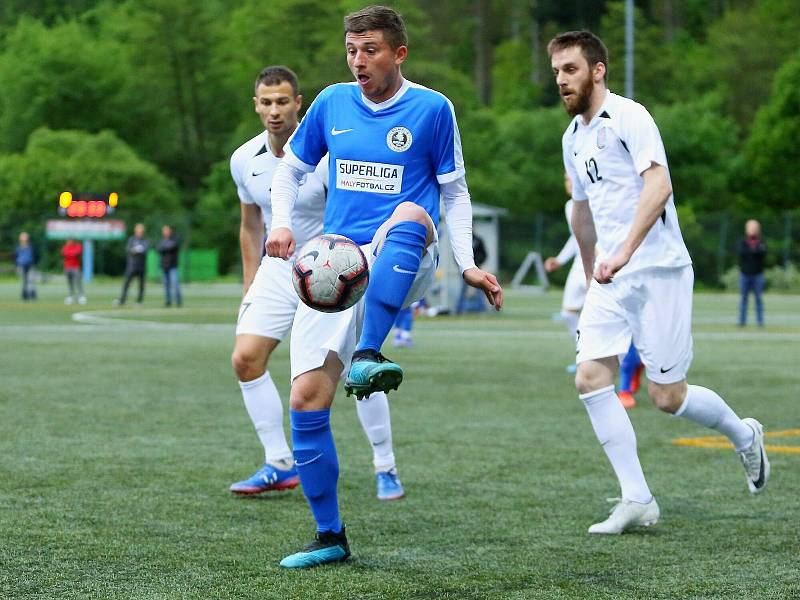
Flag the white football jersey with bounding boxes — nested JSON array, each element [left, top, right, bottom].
[[230, 130, 327, 250], [562, 91, 691, 276]]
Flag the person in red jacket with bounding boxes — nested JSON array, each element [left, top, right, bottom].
[[61, 239, 86, 305]]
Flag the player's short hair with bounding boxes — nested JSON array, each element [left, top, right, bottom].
[[254, 65, 300, 96], [547, 30, 609, 80], [344, 5, 408, 50]]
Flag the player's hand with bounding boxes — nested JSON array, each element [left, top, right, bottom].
[[594, 252, 629, 284], [266, 227, 296, 260], [544, 257, 560, 273], [463, 267, 504, 311]]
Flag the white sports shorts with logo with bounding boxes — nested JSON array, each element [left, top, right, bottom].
[[236, 256, 299, 340], [290, 215, 438, 381], [576, 265, 694, 385], [562, 258, 588, 311]]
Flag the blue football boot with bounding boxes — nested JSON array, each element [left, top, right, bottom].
[[376, 469, 405, 501], [229, 462, 300, 495], [344, 349, 403, 400], [279, 527, 351, 568]]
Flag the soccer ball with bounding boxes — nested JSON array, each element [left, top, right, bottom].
[[292, 234, 369, 313]]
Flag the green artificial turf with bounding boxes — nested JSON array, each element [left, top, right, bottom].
[[1, 280, 798, 599]]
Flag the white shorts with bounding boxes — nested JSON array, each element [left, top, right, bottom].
[[235, 256, 299, 340], [562, 259, 587, 311], [576, 265, 694, 384], [290, 217, 438, 381]]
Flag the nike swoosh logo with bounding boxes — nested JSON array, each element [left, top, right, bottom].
[[295, 453, 323, 467], [660, 364, 678, 373], [392, 265, 416, 275], [331, 127, 353, 136], [753, 448, 766, 488], [252, 171, 267, 176]]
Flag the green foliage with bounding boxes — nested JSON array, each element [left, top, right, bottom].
[[461, 106, 568, 215], [0, 17, 130, 152], [744, 50, 800, 212], [722, 263, 800, 293], [652, 94, 739, 213], [491, 39, 542, 112], [191, 159, 241, 277], [0, 128, 179, 246], [685, 0, 800, 132]]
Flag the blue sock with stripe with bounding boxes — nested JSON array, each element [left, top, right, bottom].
[[619, 344, 642, 392], [357, 221, 427, 352], [290, 409, 341, 533]]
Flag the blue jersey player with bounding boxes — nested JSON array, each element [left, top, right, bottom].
[[266, 5, 503, 568]]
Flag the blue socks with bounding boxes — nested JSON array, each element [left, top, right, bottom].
[[394, 306, 414, 332], [290, 409, 341, 533], [357, 221, 427, 352], [620, 344, 642, 392]]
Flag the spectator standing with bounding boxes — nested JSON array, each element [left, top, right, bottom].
[[61, 239, 86, 305], [115, 223, 149, 306], [157, 225, 182, 307], [738, 219, 767, 327], [14, 231, 37, 301]]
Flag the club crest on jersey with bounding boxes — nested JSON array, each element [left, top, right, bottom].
[[597, 127, 607, 149], [387, 127, 413, 152]]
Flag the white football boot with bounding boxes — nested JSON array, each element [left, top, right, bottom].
[[738, 418, 770, 494], [588, 497, 660, 534]]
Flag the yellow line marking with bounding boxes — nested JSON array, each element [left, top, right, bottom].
[[673, 429, 800, 454]]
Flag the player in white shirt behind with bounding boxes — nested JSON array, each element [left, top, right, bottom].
[[229, 66, 405, 503], [549, 31, 770, 534], [544, 174, 587, 374]]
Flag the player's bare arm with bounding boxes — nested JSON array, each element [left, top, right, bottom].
[[594, 163, 672, 283], [240, 202, 264, 293], [570, 200, 597, 284], [463, 267, 504, 310]]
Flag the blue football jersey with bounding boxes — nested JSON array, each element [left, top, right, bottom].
[[284, 80, 465, 245]]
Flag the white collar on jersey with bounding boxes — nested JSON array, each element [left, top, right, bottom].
[[360, 77, 411, 112]]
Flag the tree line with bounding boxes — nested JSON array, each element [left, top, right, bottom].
[[0, 0, 797, 279]]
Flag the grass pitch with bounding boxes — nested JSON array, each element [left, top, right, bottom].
[[0, 279, 798, 599]]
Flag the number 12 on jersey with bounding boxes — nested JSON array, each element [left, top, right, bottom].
[[585, 158, 602, 183]]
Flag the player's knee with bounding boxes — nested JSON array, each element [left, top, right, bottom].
[[231, 348, 266, 382], [575, 365, 604, 395], [392, 201, 428, 225], [649, 381, 683, 413]]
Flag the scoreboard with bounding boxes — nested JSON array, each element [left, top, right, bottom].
[[58, 191, 119, 218]]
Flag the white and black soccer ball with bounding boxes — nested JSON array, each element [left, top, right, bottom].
[[292, 234, 369, 313]]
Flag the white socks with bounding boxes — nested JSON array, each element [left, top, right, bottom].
[[674, 385, 755, 451], [580, 385, 652, 504], [239, 370, 292, 464], [561, 309, 580, 339], [356, 391, 396, 472]]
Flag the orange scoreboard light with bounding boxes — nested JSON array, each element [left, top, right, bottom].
[[58, 191, 119, 218]]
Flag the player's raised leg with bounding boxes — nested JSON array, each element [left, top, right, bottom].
[[651, 380, 769, 493], [356, 391, 404, 500], [280, 352, 350, 568], [345, 202, 433, 399], [229, 334, 298, 495]]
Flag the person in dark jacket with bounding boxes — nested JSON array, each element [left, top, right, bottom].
[[115, 223, 149, 306], [14, 231, 37, 301], [738, 219, 767, 327], [157, 224, 182, 307]]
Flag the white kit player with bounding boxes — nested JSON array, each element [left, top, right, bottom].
[[549, 31, 770, 534], [544, 174, 587, 374], [229, 66, 405, 502]]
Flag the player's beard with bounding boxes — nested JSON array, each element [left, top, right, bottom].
[[563, 75, 594, 117]]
